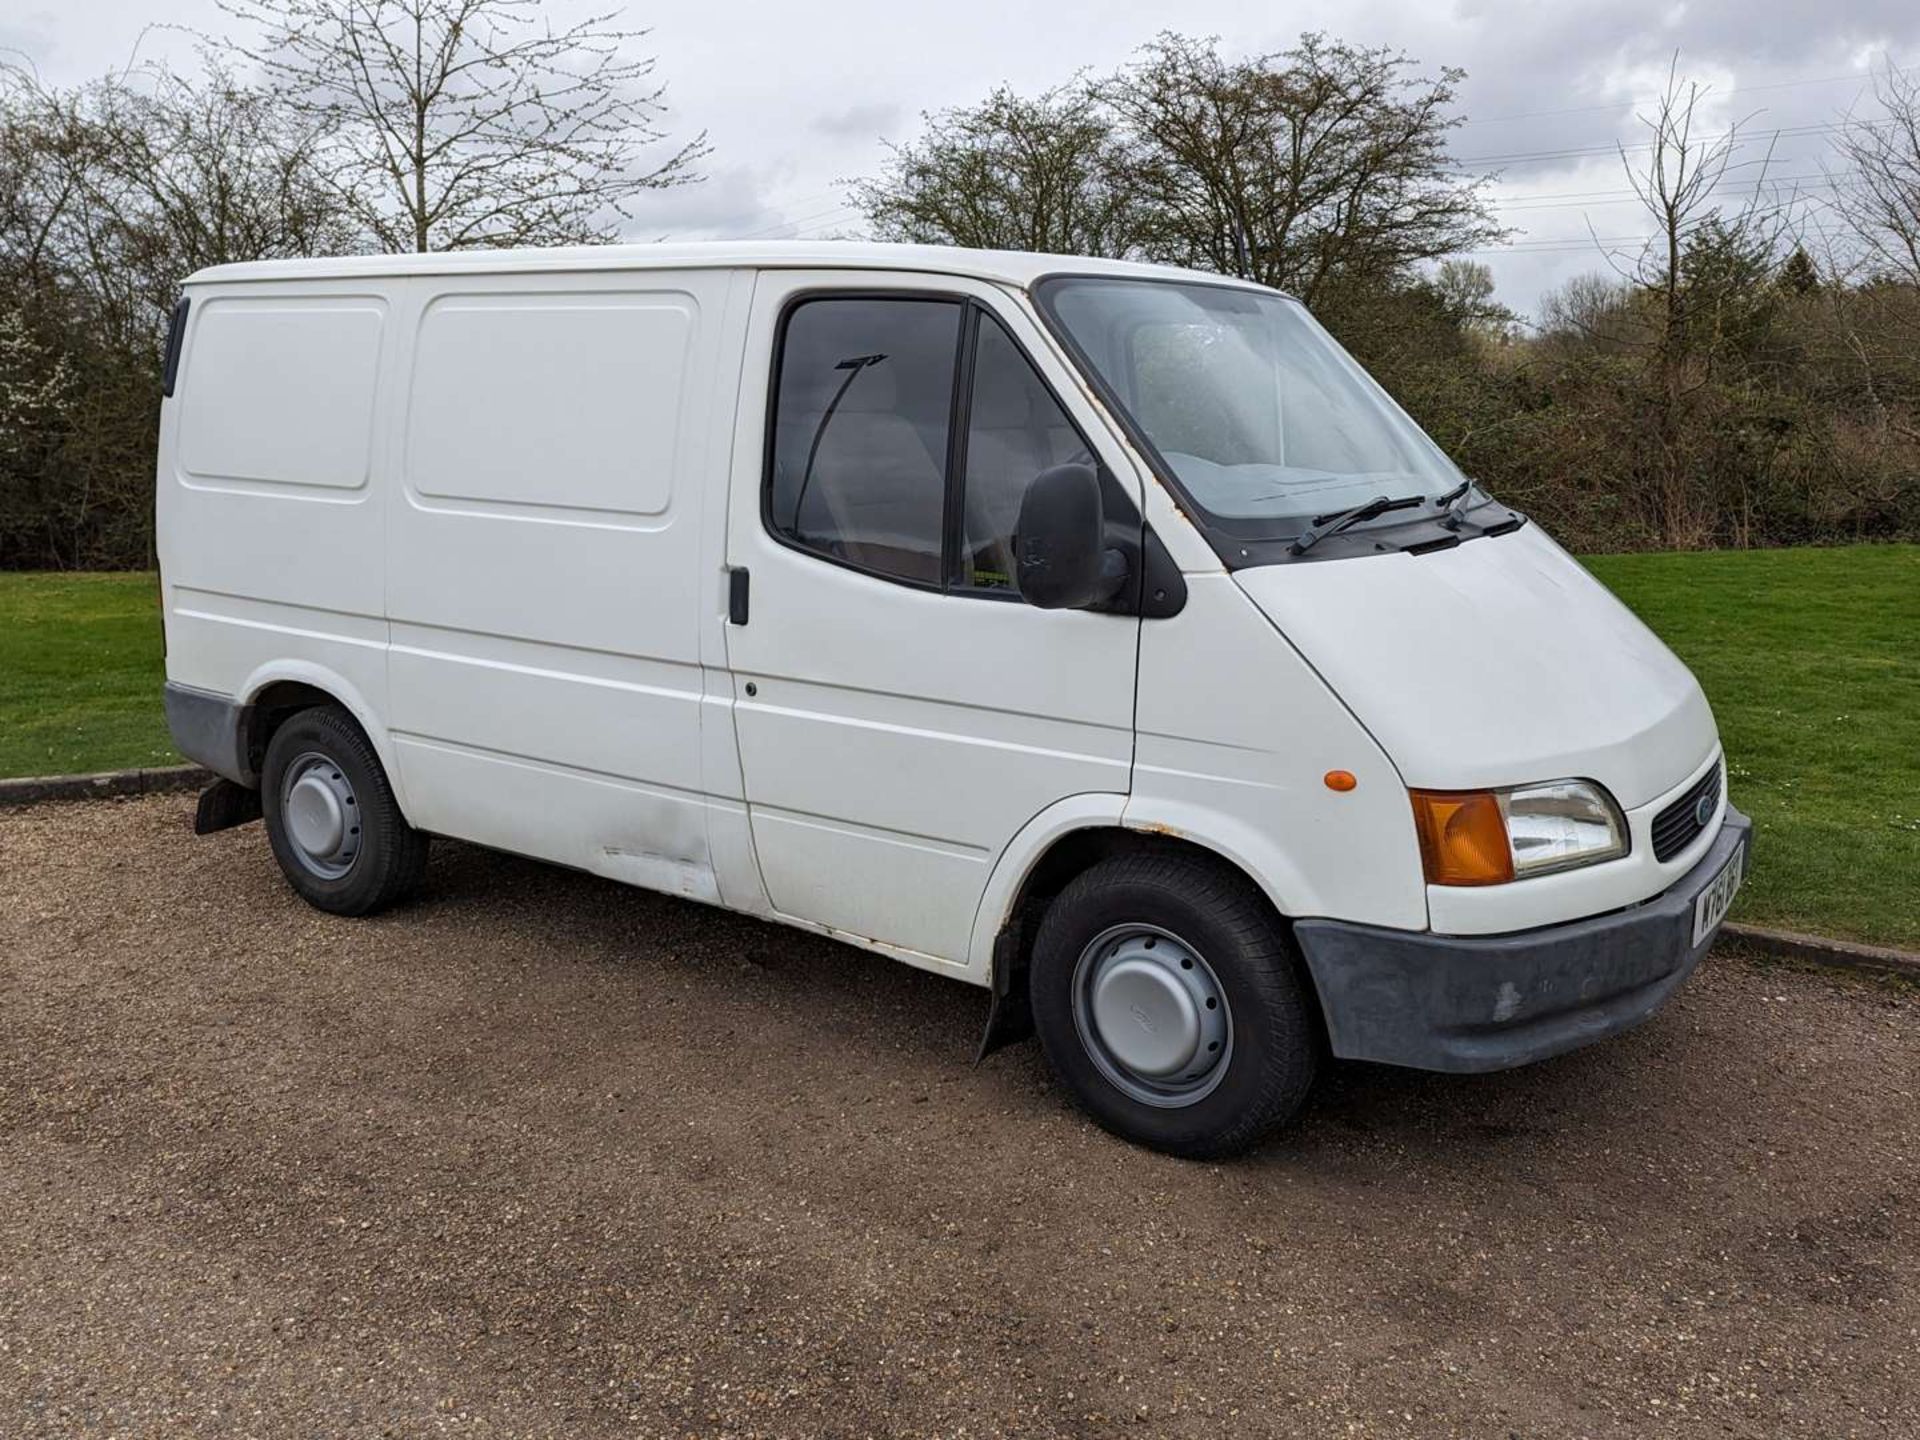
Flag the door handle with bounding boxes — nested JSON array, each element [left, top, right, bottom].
[[728, 567, 749, 625]]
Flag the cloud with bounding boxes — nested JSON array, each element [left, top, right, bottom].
[[812, 101, 904, 141], [619, 162, 794, 241]]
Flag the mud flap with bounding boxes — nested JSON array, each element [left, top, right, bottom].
[[194, 779, 262, 835], [973, 927, 1033, 1065]]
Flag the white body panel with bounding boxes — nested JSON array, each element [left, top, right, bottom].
[[382, 268, 742, 900], [719, 272, 1139, 969], [1232, 525, 1719, 809], [159, 281, 402, 799], [1128, 573, 1429, 933], [157, 241, 1725, 996]]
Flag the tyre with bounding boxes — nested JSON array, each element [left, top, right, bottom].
[[1028, 850, 1320, 1159], [260, 705, 428, 916]]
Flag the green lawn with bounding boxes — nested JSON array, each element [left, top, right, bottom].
[[0, 572, 178, 777], [1585, 545, 1920, 950], [3, 548, 1917, 948]]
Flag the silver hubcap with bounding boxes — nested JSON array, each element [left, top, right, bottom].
[[281, 751, 361, 879], [1071, 924, 1232, 1108]]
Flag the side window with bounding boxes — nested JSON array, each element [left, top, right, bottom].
[[767, 297, 961, 586], [959, 315, 1089, 592]]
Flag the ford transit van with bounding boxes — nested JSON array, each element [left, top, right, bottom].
[[156, 242, 1748, 1157]]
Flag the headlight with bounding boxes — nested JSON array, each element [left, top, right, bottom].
[[1501, 780, 1628, 877], [1411, 780, 1627, 885]]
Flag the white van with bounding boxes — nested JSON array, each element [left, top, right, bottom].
[[156, 242, 1748, 1157]]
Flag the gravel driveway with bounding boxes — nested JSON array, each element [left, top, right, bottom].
[[2, 795, 1916, 1438]]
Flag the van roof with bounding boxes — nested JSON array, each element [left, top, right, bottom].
[[184, 240, 1270, 293]]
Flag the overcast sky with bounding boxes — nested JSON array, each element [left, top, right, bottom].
[[9, 0, 1917, 318]]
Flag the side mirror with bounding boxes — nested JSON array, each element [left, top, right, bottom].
[[1014, 463, 1129, 610]]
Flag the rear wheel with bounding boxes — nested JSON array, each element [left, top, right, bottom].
[[261, 705, 427, 916], [1029, 851, 1320, 1158]]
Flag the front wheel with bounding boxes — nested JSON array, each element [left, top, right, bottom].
[[1029, 851, 1320, 1158], [261, 705, 428, 916]]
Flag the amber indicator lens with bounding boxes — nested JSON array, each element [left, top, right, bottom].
[[1323, 770, 1357, 792], [1409, 790, 1515, 886]]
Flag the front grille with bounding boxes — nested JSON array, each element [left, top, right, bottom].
[[1651, 763, 1722, 862]]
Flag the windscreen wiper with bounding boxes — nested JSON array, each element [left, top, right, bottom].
[[1290, 493, 1427, 555], [1434, 477, 1480, 523]]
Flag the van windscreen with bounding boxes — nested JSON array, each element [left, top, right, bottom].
[[1035, 277, 1465, 543]]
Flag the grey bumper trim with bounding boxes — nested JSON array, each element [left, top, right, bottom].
[[1295, 809, 1753, 1073], [162, 682, 255, 787]]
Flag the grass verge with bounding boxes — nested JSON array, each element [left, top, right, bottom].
[[0, 572, 177, 778], [1586, 545, 1919, 950]]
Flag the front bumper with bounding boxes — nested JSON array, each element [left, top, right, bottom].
[[1294, 808, 1752, 1073]]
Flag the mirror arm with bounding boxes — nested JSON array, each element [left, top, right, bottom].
[[1092, 546, 1130, 609]]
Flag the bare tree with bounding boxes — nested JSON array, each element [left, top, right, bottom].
[[0, 67, 122, 320], [97, 61, 357, 310], [216, 0, 708, 252], [1615, 60, 1779, 543], [1430, 258, 1513, 340], [1102, 33, 1504, 307], [0, 59, 357, 567], [1, 59, 349, 339], [1837, 63, 1920, 286], [848, 33, 1502, 315], [849, 85, 1143, 256], [1798, 77, 1920, 450], [1623, 62, 1748, 386], [1535, 273, 1645, 352]]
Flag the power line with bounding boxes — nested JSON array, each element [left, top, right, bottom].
[[1473, 201, 1825, 257], [1462, 241, 1643, 257], [1490, 173, 1845, 212], [1497, 234, 1653, 249], [1452, 119, 1862, 170], [786, 207, 866, 240], [733, 197, 859, 240]]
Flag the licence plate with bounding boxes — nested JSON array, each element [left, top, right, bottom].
[[1691, 841, 1746, 946]]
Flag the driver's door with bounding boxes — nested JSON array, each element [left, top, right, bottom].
[[721, 272, 1140, 967]]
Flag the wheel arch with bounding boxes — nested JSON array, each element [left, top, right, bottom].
[[970, 794, 1317, 985], [968, 803, 1323, 1063], [237, 662, 412, 818]]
